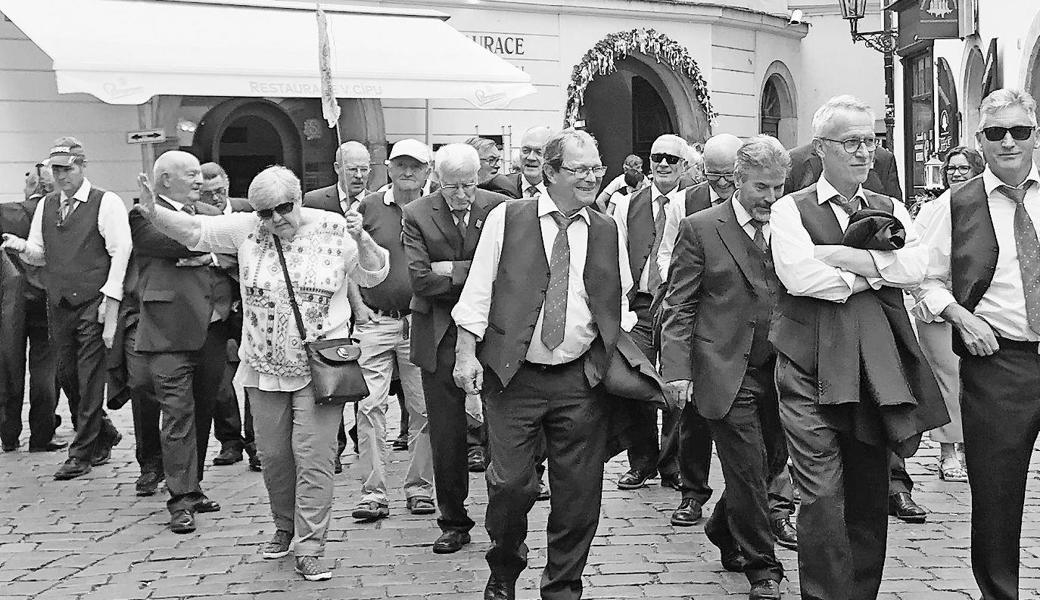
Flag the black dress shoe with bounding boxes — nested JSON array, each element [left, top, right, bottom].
[[170, 509, 196, 534], [91, 430, 122, 466], [749, 578, 782, 600], [467, 447, 487, 472], [670, 499, 703, 526], [617, 469, 656, 490], [705, 523, 747, 572], [889, 492, 927, 523], [432, 530, 471, 554], [54, 457, 91, 480], [660, 473, 682, 490], [193, 498, 221, 513], [29, 439, 69, 452], [135, 471, 164, 496], [771, 516, 798, 550], [213, 444, 243, 466], [483, 573, 516, 600]]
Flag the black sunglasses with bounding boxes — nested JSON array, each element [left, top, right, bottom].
[[981, 126, 1035, 142], [256, 201, 295, 220], [650, 153, 683, 165]]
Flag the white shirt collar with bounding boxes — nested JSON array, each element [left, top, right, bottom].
[[816, 173, 866, 206], [538, 192, 591, 225], [982, 165, 1040, 197], [160, 194, 185, 212], [61, 179, 92, 203], [651, 183, 684, 203], [709, 186, 722, 204], [730, 196, 753, 228], [383, 186, 396, 206]]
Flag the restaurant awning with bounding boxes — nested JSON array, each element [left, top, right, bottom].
[[0, 0, 536, 108]]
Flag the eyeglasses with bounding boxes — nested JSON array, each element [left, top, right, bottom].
[[521, 146, 544, 156], [945, 165, 973, 175], [200, 188, 227, 201], [704, 171, 735, 183], [342, 166, 371, 177], [559, 165, 607, 178], [440, 182, 478, 194], [650, 153, 683, 165], [980, 126, 1035, 142], [819, 137, 878, 154], [480, 156, 501, 166], [256, 201, 295, 220]]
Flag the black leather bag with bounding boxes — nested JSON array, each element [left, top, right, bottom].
[[273, 236, 369, 405]]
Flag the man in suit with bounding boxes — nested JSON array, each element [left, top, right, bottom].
[[916, 88, 1040, 600], [770, 95, 947, 600], [402, 143, 510, 554], [481, 126, 552, 199], [467, 137, 503, 186], [1, 138, 130, 481], [303, 140, 372, 214], [783, 134, 924, 524], [130, 150, 230, 534], [453, 129, 634, 600], [660, 135, 791, 600]]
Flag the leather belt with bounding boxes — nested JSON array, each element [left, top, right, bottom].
[[372, 307, 410, 319], [522, 359, 580, 373], [994, 337, 1040, 353]]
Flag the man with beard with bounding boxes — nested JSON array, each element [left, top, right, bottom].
[[483, 126, 552, 199]]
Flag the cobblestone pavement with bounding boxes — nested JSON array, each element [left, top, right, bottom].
[[0, 399, 1033, 600]]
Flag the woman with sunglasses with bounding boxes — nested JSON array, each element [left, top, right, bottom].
[[134, 165, 389, 581], [910, 146, 985, 484]]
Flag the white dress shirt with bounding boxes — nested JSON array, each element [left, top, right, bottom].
[[452, 193, 635, 365], [612, 183, 686, 294], [770, 174, 925, 303], [521, 177, 548, 199], [915, 165, 1040, 340], [21, 178, 132, 301], [338, 184, 366, 214], [731, 195, 770, 243], [656, 185, 724, 283]]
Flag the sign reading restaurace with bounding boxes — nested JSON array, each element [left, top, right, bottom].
[[126, 128, 167, 144], [469, 34, 526, 56]]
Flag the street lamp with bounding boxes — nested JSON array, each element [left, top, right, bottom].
[[838, 0, 898, 54]]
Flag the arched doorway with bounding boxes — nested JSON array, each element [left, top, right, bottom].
[[193, 99, 303, 197], [962, 44, 986, 145], [760, 62, 797, 148]]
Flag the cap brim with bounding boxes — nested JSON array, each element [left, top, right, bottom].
[[48, 155, 76, 167], [388, 153, 430, 163]]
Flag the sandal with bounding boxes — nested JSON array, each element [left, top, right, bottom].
[[939, 456, 968, 482], [407, 496, 436, 515]]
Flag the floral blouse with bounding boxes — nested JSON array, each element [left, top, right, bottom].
[[191, 207, 389, 392]]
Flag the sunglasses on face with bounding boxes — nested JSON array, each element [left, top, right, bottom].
[[256, 201, 295, 220], [649, 153, 683, 165], [981, 126, 1036, 142]]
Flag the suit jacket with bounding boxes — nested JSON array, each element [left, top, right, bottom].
[[130, 199, 224, 353], [785, 143, 903, 201], [683, 182, 714, 216], [401, 189, 509, 372], [480, 173, 523, 200], [659, 200, 777, 419], [302, 184, 367, 215]]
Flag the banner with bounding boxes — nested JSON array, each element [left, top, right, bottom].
[[316, 3, 340, 129]]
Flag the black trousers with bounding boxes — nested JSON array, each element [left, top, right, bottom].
[[1, 296, 58, 449], [50, 298, 110, 461], [212, 359, 254, 453], [145, 321, 227, 513], [423, 328, 475, 534], [123, 322, 162, 474], [961, 346, 1040, 600], [484, 360, 607, 600], [704, 362, 787, 585], [776, 354, 889, 600]]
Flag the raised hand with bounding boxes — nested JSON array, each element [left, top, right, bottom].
[[137, 173, 156, 217]]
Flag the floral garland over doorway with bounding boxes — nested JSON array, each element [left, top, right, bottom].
[[564, 28, 717, 128]]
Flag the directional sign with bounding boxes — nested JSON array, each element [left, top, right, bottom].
[[126, 129, 167, 144]]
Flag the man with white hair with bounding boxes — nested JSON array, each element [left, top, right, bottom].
[[483, 126, 553, 199], [304, 140, 372, 214], [769, 95, 947, 599], [917, 88, 1040, 600], [401, 143, 510, 554]]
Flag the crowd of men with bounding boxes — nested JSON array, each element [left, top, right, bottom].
[[2, 86, 1040, 600]]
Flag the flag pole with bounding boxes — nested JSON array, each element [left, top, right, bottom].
[[316, 2, 344, 157]]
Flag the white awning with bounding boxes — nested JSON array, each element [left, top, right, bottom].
[[0, 0, 536, 108]]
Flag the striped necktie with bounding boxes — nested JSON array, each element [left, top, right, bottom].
[[541, 211, 581, 350]]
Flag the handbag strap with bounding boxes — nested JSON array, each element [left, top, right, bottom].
[[272, 235, 309, 342]]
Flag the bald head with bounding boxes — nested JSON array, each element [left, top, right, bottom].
[[702, 134, 742, 200], [153, 150, 202, 204]]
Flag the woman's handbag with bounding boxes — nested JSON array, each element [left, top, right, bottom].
[[273, 235, 369, 405]]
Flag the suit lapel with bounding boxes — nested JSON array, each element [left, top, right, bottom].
[[326, 188, 343, 215], [715, 200, 765, 294], [430, 192, 463, 255], [465, 193, 492, 256]]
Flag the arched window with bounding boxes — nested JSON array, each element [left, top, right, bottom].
[[761, 78, 782, 139]]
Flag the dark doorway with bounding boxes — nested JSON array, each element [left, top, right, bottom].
[[631, 76, 674, 166], [219, 115, 282, 197], [761, 78, 781, 139]]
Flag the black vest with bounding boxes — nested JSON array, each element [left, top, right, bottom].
[[479, 199, 622, 387], [949, 177, 1000, 311], [40, 186, 110, 308], [733, 225, 780, 367], [626, 187, 656, 291]]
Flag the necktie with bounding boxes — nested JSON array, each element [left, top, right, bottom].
[[830, 194, 861, 216], [647, 196, 670, 292], [541, 211, 580, 350], [59, 198, 75, 221], [750, 220, 768, 254], [182, 203, 197, 216], [525, 185, 539, 198], [451, 209, 468, 244], [999, 183, 1040, 334], [750, 220, 777, 295]]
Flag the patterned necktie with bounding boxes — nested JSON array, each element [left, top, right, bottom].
[[999, 183, 1040, 334], [541, 211, 581, 350], [750, 220, 777, 295], [830, 194, 861, 216], [182, 203, 196, 216], [525, 185, 539, 198], [647, 195, 670, 292], [451, 209, 468, 244], [59, 197, 75, 221], [750, 220, 768, 254]]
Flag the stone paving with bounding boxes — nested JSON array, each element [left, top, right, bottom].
[[1, 399, 1036, 600]]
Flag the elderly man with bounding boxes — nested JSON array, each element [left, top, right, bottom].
[[304, 140, 372, 214], [453, 129, 634, 600], [200, 162, 252, 214], [467, 137, 503, 186], [1, 138, 130, 481], [402, 143, 510, 554], [609, 134, 687, 494], [483, 126, 553, 199], [917, 88, 1040, 600], [769, 95, 946, 600], [129, 150, 231, 534], [661, 135, 791, 600], [596, 154, 649, 212], [349, 138, 435, 522]]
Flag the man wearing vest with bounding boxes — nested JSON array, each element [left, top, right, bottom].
[[916, 88, 1040, 600], [661, 135, 791, 600], [349, 139, 435, 523], [769, 96, 947, 600], [481, 126, 552, 200], [130, 151, 230, 534], [453, 129, 634, 600], [1, 138, 131, 481], [609, 134, 688, 495]]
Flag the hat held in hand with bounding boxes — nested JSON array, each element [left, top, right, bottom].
[[842, 209, 905, 251]]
